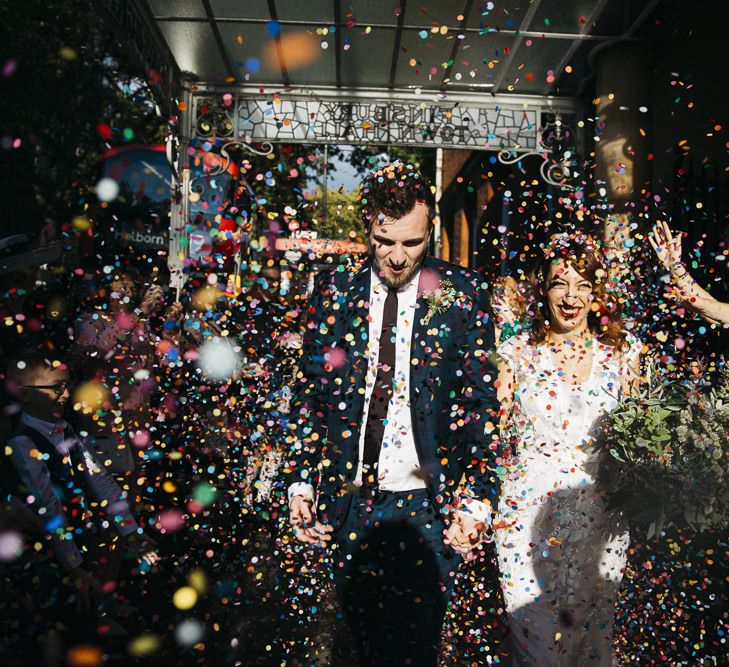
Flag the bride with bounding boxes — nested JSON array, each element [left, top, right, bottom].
[[494, 232, 642, 666]]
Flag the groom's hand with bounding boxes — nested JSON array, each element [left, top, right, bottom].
[[443, 513, 485, 559], [289, 495, 333, 547]]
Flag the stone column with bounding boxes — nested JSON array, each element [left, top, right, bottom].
[[593, 43, 652, 272]]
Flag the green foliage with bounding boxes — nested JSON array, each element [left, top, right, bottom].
[[602, 361, 729, 535], [329, 145, 436, 184], [205, 138, 433, 246], [303, 187, 363, 241]]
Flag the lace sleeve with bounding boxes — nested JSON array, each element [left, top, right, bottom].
[[496, 333, 528, 367]]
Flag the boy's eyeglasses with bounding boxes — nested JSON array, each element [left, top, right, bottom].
[[22, 382, 69, 396]]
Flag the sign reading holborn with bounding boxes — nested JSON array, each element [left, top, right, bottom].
[[193, 95, 552, 152]]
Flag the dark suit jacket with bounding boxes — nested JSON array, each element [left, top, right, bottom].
[[288, 256, 501, 529]]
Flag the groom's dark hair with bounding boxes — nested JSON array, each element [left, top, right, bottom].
[[359, 162, 435, 232]]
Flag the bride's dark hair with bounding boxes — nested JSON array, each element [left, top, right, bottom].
[[527, 232, 628, 350]]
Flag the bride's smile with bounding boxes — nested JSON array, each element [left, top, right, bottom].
[[545, 261, 594, 334]]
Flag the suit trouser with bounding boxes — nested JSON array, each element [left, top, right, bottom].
[[332, 489, 461, 666]]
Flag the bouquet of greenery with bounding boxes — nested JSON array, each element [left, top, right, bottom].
[[601, 361, 729, 538]]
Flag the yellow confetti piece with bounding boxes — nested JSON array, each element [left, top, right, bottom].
[[73, 381, 109, 413], [192, 285, 222, 311], [72, 216, 91, 231], [59, 47, 77, 60], [127, 633, 161, 657], [173, 586, 198, 610], [188, 568, 208, 594]]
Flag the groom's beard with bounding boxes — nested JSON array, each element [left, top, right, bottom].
[[370, 246, 428, 289]]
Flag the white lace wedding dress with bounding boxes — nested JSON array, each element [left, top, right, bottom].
[[494, 332, 640, 666]]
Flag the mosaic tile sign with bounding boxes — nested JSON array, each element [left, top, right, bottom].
[[193, 96, 545, 151]]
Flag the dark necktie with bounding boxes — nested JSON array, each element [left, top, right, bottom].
[[362, 287, 398, 489]]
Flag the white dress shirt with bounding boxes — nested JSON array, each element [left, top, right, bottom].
[[355, 268, 425, 491], [288, 268, 423, 499]]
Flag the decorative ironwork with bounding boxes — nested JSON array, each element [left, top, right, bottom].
[[497, 112, 579, 190], [195, 97, 235, 139], [192, 93, 552, 152], [190, 97, 274, 197], [165, 132, 180, 202]]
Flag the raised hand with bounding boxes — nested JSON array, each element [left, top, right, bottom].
[[648, 221, 720, 321], [277, 331, 303, 350], [140, 284, 165, 315], [491, 287, 516, 328], [164, 300, 184, 322], [242, 361, 267, 378], [649, 220, 683, 274]]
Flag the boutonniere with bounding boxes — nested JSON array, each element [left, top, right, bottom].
[[422, 279, 464, 325]]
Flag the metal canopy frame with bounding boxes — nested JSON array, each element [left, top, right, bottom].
[[91, 0, 663, 288], [94, 1, 663, 146], [124, 0, 662, 97]]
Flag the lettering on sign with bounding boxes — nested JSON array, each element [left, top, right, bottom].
[[194, 96, 548, 151]]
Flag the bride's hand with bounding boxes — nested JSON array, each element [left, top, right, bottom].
[[491, 291, 515, 327], [444, 513, 484, 558], [649, 220, 684, 274]]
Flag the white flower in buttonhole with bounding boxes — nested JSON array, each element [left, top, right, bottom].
[[424, 282, 455, 319], [197, 336, 241, 381], [421, 279, 470, 325]]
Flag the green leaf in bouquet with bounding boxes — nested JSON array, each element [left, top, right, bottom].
[[646, 522, 656, 540], [645, 398, 666, 407], [600, 359, 729, 534]]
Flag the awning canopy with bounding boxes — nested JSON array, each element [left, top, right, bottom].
[[97, 0, 661, 100], [90, 0, 664, 289]]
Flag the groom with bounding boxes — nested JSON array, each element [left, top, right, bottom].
[[286, 162, 501, 665]]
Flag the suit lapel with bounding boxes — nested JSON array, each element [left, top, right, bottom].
[[410, 257, 441, 400], [345, 259, 371, 359], [338, 261, 371, 416]]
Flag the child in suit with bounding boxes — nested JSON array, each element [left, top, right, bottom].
[[3, 350, 159, 659]]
